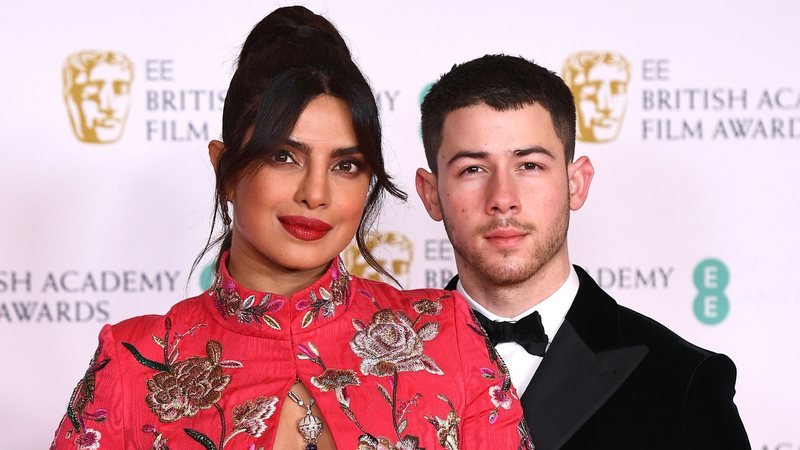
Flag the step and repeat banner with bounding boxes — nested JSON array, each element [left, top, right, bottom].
[[2, 1, 797, 447]]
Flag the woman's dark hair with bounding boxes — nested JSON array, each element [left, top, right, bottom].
[[192, 6, 406, 281]]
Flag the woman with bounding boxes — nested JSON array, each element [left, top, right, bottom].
[[51, 6, 530, 450]]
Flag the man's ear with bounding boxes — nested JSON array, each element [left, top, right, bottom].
[[567, 155, 594, 211], [415, 168, 444, 221], [208, 140, 233, 199]]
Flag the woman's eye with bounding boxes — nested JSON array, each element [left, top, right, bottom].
[[273, 150, 296, 164], [335, 160, 361, 174]]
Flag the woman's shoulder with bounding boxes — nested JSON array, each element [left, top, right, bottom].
[[106, 292, 210, 341], [350, 276, 473, 319]]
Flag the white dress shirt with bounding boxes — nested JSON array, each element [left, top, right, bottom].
[[457, 266, 579, 395]]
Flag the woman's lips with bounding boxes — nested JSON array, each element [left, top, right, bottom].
[[278, 216, 333, 241]]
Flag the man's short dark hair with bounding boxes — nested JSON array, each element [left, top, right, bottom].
[[421, 54, 576, 172]]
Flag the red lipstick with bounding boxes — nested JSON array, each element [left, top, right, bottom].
[[278, 216, 332, 241]]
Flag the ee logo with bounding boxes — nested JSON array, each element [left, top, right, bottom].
[[199, 262, 215, 291], [692, 258, 729, 325]]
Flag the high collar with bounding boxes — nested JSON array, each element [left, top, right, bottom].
[[204, 251, 353, 338]]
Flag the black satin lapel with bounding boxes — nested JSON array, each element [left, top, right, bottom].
[[444, 274, 459, 291], [522, 322, 648, 450]]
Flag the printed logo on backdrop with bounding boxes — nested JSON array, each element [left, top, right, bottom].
[[343, 232, 414, 288], [560, 53, 800, 141], [200, 262, 216, 291], [563, 51, 631, 143], [0, 269, 180, 324], [639, 58, 800, 140], [762, 443, 800, 450], [418, 82, 434, 139], [591, 266, 674, 290], [62, 52, 225, 144], [62, 52, 401, 145], [693, 258, 730, 325], [63, 51, 134, 144]]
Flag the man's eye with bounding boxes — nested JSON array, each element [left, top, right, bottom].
[[462, 166, 484, 175], [521, 162, 541, 170]]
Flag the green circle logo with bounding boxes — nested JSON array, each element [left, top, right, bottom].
[[199, 262, 215, 291], [419, 82, 434, 105], [418, 82, 434, 139], [692, 258, 730, 325]]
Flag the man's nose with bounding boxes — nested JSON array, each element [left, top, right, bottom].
[[485, 170, 520, 215]]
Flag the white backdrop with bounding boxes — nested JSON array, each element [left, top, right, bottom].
[[2, 1, 798, 448]]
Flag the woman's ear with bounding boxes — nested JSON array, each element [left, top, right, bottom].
[[208, 140, 224, 174], [208, 140, 233, 200]]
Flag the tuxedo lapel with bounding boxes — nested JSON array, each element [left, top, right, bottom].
[[522, 320, 647, 449], [444, 275, 459, 291], [445, 270, 648, 448], [522, 266, 647, 449]]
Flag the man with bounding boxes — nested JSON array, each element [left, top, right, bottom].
[[415, 54, 749, 449], [63, 50, 134, 144]]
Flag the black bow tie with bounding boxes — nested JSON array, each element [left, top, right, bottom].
[[473, 310, 549, 356]]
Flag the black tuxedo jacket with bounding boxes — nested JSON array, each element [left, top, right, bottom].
[[446, 266, 750, 449]]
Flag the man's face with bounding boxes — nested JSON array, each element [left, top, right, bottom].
[[573, 63, 628, 142], [69, 62, 132, 143], [417, 103, 590, 288]]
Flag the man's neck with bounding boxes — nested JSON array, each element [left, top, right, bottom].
[[457, 254, 572, 317]]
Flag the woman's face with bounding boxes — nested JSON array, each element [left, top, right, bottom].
[[229, 95, 371, 281]]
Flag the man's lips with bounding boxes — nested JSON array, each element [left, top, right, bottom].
[[484, 228, 528, 247], [278, 216, 332, 241]]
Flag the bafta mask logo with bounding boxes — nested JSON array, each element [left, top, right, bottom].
[[343, 231, 413, 288], [563, 51, 630, 143], [63, 50, 134, 144]]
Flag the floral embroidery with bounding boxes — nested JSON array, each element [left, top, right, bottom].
[[212, 277, 283, 330], [231, 396, 279, 438], [377, 373, 422, 438], [53, 343, 110, 449], [480, 366, 517, 425], [357, 434, 423, 450], [471, 313, 520, 425], [298, 341, 426, 449], [124, 317, 275, 449], [296, 258, 351, 327], [74, 428, 102, 450], [144, 340, 232, 422], [350, 296, 447, 377], [517, 420, 535, 450], [412, 298, 443, 316], [142, 425, 170, 450], [424, 395, 461, 450], [298, 342, 361, 406]]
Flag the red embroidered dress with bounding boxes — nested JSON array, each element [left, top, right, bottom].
[[51, 253, 532, 450]]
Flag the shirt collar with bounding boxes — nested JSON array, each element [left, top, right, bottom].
[[206, 251, 352, 337], [457, 265, 579, 342]]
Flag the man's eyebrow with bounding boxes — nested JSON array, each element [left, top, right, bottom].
[[284, 139, 361, 157], [446, 150, 489, 167], [446, 147, 555, 167], [515, 146, 556, 159]]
